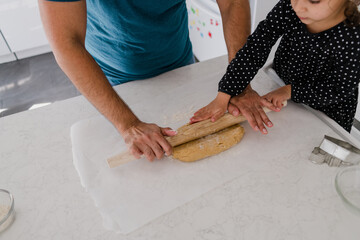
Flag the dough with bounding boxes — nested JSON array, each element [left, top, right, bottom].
[[172, 124, 244, 162]]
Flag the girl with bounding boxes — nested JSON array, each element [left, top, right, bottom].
[[190, 0, 360, 132]]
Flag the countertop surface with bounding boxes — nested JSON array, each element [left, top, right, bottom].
[[1, 56, 359, 239]]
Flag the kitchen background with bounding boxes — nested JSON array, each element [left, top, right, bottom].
[[0, 0, 359, 138]]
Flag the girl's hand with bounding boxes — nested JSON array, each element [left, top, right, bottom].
[[262, 85, 291, 110], [190, 92, 231, 123]]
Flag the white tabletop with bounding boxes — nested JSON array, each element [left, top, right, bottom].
[[0, 56, 359, 239]]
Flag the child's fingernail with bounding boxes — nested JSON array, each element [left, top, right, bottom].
[[255, 126, 259, 131], [268, 122, 273, 127], [262, 128, 268, 134]]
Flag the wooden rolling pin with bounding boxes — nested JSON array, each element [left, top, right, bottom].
[[107, 101, 287, 168]]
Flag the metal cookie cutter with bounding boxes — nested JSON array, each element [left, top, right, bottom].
[[309, 135, 360, 167]]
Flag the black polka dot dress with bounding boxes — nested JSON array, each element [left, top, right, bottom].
[[218, 0, 360, 132]]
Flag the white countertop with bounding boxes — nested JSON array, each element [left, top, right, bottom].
[[1, 56, 359, 239]]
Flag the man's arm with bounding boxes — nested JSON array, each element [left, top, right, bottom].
[[38, 0, 175, 161], [217, 0, 251, 62]]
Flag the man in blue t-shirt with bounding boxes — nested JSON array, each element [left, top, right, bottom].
[[39, 0, 251, 161]]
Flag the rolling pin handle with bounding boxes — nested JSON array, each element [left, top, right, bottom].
[[107, 151, 138, 168]]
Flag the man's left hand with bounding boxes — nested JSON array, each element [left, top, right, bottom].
[[228, 86, 279, 134]]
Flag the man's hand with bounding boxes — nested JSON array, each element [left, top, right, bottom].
[[121, 120, 177, 162], [228, 86, 280, 134], [262, 85, 291, 110], [217, 0, 251, 62], [190, 92, 231, 123]]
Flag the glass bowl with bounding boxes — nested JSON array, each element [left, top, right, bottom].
[[335, 166, 360, 216], [0, 189, 15, 233]]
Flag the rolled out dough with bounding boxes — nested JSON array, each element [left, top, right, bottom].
[[172, 124, 245, 162]]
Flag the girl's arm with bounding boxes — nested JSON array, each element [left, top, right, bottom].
[[218, 0, 290, 133], [218, 0, 289, 96]]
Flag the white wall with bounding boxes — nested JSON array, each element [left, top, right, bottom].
[[252, 0, 280, 63], [0, 31, 16, 63], [0, 0, 51, 62]]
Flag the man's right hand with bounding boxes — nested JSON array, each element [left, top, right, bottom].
[[121, 120, 177, 161], [228, 85, 280, 134]]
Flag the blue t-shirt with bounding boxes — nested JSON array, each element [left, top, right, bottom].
[[47, 0, 193, 85]]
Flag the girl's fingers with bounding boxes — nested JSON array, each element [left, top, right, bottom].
[[193, 109, 202, 116], [260, 97, 279, 112], [211, 112, 224, 122], [190, 113, 210, 123], [189, 117, 200, 123], [276, 99, 283, 110], [228, 103, 240, 116], [273, 99, 278, 109], [190, 110, 205, 123], [190, 107, 222, 123]]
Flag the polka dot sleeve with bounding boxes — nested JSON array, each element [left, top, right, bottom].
[[218, 0, 289, 96], [291, 44, 360, 108]]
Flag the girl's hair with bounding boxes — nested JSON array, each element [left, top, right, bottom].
[[344, 0, 360, 27]]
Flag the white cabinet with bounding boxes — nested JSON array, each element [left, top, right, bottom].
[[0, 0, 51, 60], [0, 31, 16, 63], [0, 31, 10, 55]]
